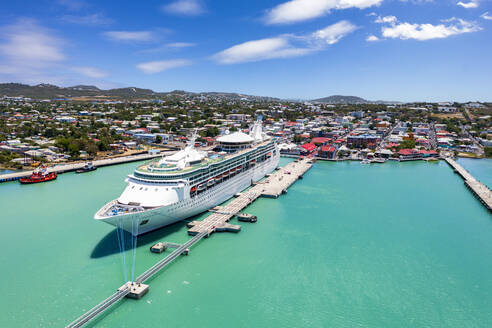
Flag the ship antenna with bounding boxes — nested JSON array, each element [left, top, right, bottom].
[[187, 128, 198, 149]]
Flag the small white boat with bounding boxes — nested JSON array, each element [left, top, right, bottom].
[[361, 159, 371, 164]]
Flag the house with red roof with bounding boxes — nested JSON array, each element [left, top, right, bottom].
[[398, 148, 422, 160], [311, 137, 330, 145], [301, 143, 317, 154], [318, 145, 336, 159]]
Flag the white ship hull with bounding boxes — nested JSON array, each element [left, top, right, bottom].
[[96, 151, 280, 235]]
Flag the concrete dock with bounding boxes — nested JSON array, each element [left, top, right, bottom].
[[0, 152, 169, 183], [187, 157, 313, 236], [65, 157, 313, 327], [445, 158, 492, 211]]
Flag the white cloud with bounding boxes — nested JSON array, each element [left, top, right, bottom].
[[375, 15, 397, 24], [457, 1, 479, 8], [0, 19, 65, 65], [0, 19, 67, 84], [167, 42, 196, 48], [366, 34, 380, 41], [381, 18, 481, 41], [136, 59, 192, 74], [61, 13, 112, 26], [399, 0, 435, 3], [213, 21, 356, 64], [481, 12, 492, 20], [312, 20, 359, 44], [72, 66, 108, 78], [104, 30, 155, 42], [265, 0, 383, 24], [162, 0, 205, 16], [213, 38, 311, 64]]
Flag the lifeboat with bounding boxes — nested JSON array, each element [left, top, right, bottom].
[[207, 178, 215, 186], [250, 159, 256, 165], [266, 152, 272, 157], [197, 183, 206, 191], [190, 186, 197, 193], [215, 174, 223, 181]]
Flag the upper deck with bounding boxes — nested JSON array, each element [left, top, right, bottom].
[[133, 138, 275, 182]]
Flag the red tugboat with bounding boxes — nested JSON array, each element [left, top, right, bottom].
[[19, 166, 57, 184]]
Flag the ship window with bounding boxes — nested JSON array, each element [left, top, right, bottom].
[[140, 219, 149, 225], [155, 188, 158, 192], [140, 187, 143, 190]]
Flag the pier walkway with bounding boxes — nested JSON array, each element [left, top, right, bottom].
[[66, 232, 206, 328], [0, 152, 169, 183], [187, 157, 313, 235], [66, 287, 130, 328], [445, 158, 492, 211], [66, 157, 313, 327]]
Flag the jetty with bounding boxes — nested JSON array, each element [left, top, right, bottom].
[[187, 157, 313, 236], [66, 157, 313, 328], [0, 152, 169, 183], [445, 158, 492, 211]]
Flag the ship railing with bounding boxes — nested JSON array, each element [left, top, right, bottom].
[[106, 203, 145, 217], [95, 199, 118, 217]]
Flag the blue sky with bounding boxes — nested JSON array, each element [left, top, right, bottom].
[[0, 0, 491, 101]]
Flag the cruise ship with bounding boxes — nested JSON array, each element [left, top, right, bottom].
[[94, 121, 280, 235]]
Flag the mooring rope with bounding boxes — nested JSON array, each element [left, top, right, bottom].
[[116, 219, 128, 282], [130, 219, 139, 282]]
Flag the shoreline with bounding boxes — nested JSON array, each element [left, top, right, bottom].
[[0, 152, 171, 183]]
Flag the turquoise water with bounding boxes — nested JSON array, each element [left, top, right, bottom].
[[0, 159, 491, 327], [457, 158, 492, 188]]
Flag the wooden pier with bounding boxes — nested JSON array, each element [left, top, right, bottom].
[[187, 157, 313, 236], [445, 158, 492, 211]]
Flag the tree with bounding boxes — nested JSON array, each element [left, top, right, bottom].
[[397, 139, 416, 150], [204, 127, 219, 137], [155, 135, 163, 144], [484, 147, 492, 158]]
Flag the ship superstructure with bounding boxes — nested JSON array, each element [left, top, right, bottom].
[[94, 121, 280, 235]]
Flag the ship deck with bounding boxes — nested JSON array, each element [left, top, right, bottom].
[[135, 139, 273, 176]]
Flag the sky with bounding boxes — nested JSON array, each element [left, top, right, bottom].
[[0, 0, 491, 102]]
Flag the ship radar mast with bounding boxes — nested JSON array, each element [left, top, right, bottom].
[[250, 116, 265, 143], [186, 128, 199, 150]]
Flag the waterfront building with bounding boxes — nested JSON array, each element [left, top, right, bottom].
[[398, 149, 422, 160], [301, 143, 317, 154], [318, 145, 336, 158], [347, 134, 381, 148]]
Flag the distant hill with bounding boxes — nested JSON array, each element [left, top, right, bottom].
[[0, 83, 160, 99], [0, 83, 279, 101], [312, 95, 369, 104], [66, 85, 101, 92]]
